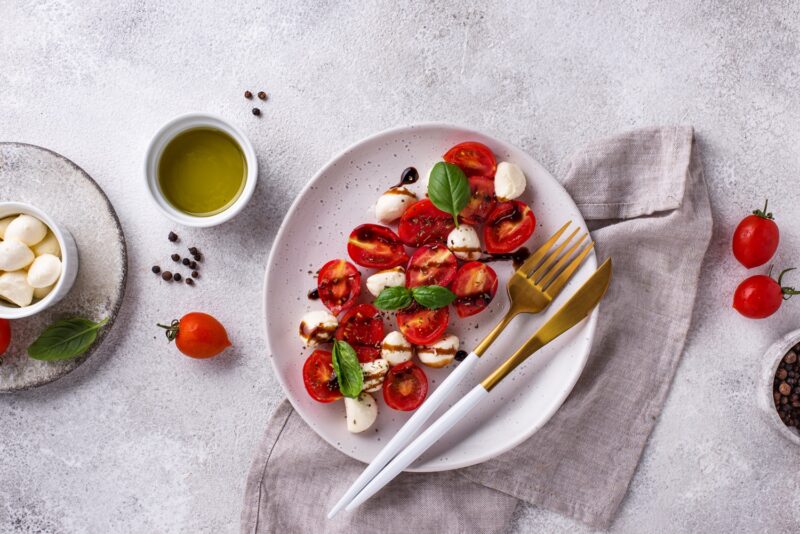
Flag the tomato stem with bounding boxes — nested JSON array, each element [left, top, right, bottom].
[[157, 320, 180, 342], [777, 268, 800, 300], [753, 198, 774, 220]]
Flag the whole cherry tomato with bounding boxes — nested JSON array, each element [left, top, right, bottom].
[[732, 200, 779, 268], [0, 319, 10, 355], [733, 268, 799, 319], [158, 312, 231, 358]]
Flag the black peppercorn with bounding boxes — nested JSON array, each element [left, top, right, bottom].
[[182, 258, 190, 266], [162, 271, 173, 281], [152, 265, 161, 274], [188, 247, 198, 255], [194, 253, 202, 262], [168, 231, 178, 242], [244, 90, 253, 99], [455, 350, 468, 362], [252, 107, 261, 116], [258, 91, 267, 100], [171, 253, 180, 262], [191, 271, 199, 278], [174, 273, 182, 282], [186, 278, 194, 286], [190, 261, 197, 269]]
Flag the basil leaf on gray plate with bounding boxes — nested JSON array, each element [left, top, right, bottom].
[[427, 161, 470, 226], [331, 339, 363, 398], [411, 285, 456, 309], [374, 286, 413, 310], [27, 317, 109, 361]]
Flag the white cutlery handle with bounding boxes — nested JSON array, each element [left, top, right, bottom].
[[345, 384, 489, 511], [327, 351, 480, 518]]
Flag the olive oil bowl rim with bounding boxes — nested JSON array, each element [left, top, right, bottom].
[[144, 113, 257, 228]]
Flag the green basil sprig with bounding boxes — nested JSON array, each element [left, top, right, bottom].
[[428, 161, 469, 227], [374, 285, 456, 311], [27, 317, 109, 361], [331, 339, 363, 398]]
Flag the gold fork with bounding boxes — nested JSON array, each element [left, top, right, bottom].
[[328, 220, 594, 518]]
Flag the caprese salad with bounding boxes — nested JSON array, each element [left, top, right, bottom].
[[299, 141, 536, 433]]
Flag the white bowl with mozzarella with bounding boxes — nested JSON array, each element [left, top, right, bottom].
[[0, 202, 78, 319]]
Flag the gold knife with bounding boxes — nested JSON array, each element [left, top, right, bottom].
[[344, 258, 613, 512]]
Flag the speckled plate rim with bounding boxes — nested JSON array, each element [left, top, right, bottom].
[[261, 123, 598, 471], [0, 142, 128, 392]]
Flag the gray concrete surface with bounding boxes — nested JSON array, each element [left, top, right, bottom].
[[2, 1, 800, 532]]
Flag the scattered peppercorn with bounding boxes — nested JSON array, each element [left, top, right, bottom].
[[244, 90, 253, 99], [162, 271, 173, 281], [174, 273, 182, 282], [182, 258, 190, 266], [774, 346, 800, 430], [455, 350, 468, 362], [168, 231, 178, 242], [186, 278, 194, 286], [252, 108, 261, 116], [190, 261, 197, 270], [152, 265, 161, 274], [191, 271, 199, 278], [188, 247, 198, 255], [171, 253, 180, 262], [258, 91, 267, 100], [193, 253, 202, 262]]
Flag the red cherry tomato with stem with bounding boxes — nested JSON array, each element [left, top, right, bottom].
[[733, 267, 800, 319], [158, 312, 231, 358], [732, 199, 780, 268], [383, 361, 428, 411]]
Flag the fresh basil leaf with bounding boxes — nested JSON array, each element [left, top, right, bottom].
[[374, 286, 413, 310], [428, 161, 469, 226], [411, 285, 456, 309], [27, 317, 109, 361], [332, 340, 363, 398]]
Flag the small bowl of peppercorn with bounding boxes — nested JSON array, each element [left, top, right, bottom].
[[759, 328, 800, 446]]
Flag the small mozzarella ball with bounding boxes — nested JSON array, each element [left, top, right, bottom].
[[33, 283, 55, 300], [417, 334, 459, 368], [32, 231, 61, 258], [447, 225, 481, 260], [0, 271, 34, 307], [361, 359, 389, 392], [4, 215, 48, 246], [298, 310, 338, 347], [494, 161, 526, 201], [345, 392, 378, 433], [375, 187, 417, 223], [27, 254, 62, 289], [0, 216, 15, 239], [380, 330, 413, 365], [366, 267, 406, 297], [0, 239, 34, 271]]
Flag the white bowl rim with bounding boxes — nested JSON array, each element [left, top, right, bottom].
[[0, 201, 74, 319], [143, 112, 258, 228], [260, 122, 600, 472], [758, 327, 800, 446]]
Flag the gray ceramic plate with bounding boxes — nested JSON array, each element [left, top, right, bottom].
[[0, 143, 126, 392]]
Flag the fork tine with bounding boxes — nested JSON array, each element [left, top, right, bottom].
[[543, 242, 595, 299], [537, 233, 588, 288], [529, 226, 580, 283], [516, 221, 572, 276]]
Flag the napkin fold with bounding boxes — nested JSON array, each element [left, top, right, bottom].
[[242, 126, 712, 532]]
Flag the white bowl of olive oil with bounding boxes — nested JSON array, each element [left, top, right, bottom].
[[145, 113, 257, 227]]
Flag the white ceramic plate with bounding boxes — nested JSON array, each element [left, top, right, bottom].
[[263, 124, 598, 472]]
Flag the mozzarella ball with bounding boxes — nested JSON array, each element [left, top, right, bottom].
[[298, 310, 338, 346], [33, 283, 55, 300], [0, 239, 34, 271], [361, 358, 389, 392], [366, 267, 406, 297], [447, 225, 481, 261], [27, 254, 62, 288], [0, 271, 34, 307], [4, 215, 48, 246], [345, 392, 378, 433], [375, 187, 417, 223], [494, 161, 526, 201], [417, 334, 459, 368], [32, 231, 61, 258], [380, 330, 413, 365], [0, 216, 15, 239]]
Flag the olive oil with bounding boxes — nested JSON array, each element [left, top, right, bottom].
[[157, 128, 246, 216]]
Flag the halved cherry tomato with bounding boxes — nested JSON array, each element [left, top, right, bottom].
[[335, 303, 384, 362], [732, 200, 780, 268], [483, 200, 536, 254], [396, 304, 449, 345], [443, 141, 497, 177], [317, 259, 361, 315], [451, 262, 499, 317], [383, 361, 428, 411], [347, 224, 409, 269], [733, 268, 799, 319], [0, 319, 10, 355], [398, 199, 455, 247], [406, 244, 458, 288], [302, 349, 342, 403], [459, 175, 497, 225]]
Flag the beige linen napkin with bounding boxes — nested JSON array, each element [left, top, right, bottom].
[[242, 126, 712, 532]]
